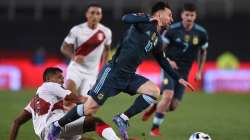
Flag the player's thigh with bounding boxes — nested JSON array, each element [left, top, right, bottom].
[[161, 71, 175, 95], [132, 75, 160, 97], [80, 75, 97, 96], [87, 64, 121, 106], [59, 117, 85, 139], [66, 65, 83, 91]]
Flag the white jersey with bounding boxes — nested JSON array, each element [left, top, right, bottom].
[[24, 82, 71, 137], [64, 22, 112, 75]]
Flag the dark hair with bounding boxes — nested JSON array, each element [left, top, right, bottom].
[[43, 67, 62, 82], [86, 2, 102, 11], [151, 1, 171, 15], [182, 3, 197, 12]]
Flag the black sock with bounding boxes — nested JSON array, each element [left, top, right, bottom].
[[124, 94, 156, 118], [58, 104, 84, 127]]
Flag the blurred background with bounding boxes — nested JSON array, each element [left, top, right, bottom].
[[0, 0, 250, 140], [0, 0, 250, 92]]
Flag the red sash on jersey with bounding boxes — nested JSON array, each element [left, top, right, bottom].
[[30, 95, 64, 116], [75, 30, 106, 56]]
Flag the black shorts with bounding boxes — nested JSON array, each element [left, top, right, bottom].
[[88, 64, 149, 105], [161, 70, 188, 101]]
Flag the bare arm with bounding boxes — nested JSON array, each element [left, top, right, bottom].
[[60, 42, 75, 59], [9, 110, 32, 140], [65, 93, 87, 104], [101, 45, 111, 65], [196, 49, 207, 80]]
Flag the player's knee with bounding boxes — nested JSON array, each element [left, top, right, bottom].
[[163, 91, 174, 101], [161, 93, 173, 104], [151, 86, 160, 98]]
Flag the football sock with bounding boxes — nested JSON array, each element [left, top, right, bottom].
[[58, 104, 84, 127], [152, 112, 165, 129], [96, 123, 120, 140], [124, 94, 156, 118]]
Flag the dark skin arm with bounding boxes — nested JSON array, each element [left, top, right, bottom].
[[9, 110, 32, 140], [61, 42, 85, 64], [65, 93, 88, 104], [101, 45, 111, 65]]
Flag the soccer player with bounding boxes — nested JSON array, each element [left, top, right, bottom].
[[8, 67, 120, 140], [48, 2, 194, 140], [61, 3, 112, 96], [142, 3, 209, 136]]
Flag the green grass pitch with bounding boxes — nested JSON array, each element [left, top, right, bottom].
[[1, 90, 250, 140]]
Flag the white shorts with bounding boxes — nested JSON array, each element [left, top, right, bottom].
[[41, 117, 85, 140], [66, 62, 98, 96]]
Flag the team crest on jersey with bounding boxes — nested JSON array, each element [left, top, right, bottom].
[[151, 32, 158, 46], [193, 36, 199, 45], [97, 93, 104, 100], [97, 32, 104, 41], [163, 79, 169, 85], [184, 34, 191, 42]]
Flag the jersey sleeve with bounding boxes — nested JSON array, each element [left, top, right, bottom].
[[52, 84, 71, 99], [105, 28, 112, 46], [161, 29, 175, 46], [200, 32, 209, 50], [121, 13, 150, 24], [64, 26, 77, 45], [24, 102, 32, 113]]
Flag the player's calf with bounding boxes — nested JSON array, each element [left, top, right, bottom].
[[157, 90, 174, 112], [168, 98, 180, 112], [137, 81, 161, 99]]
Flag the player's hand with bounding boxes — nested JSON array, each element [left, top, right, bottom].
[[64, 101, 76, 111], [178, 78, 195, 91], [195, 71, 202, 81], [169, 60, 178, 70], [74, 55, 84, 64]]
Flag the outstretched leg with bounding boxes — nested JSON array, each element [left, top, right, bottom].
[[47, 97, 100, 140], [113, 80, 160, 140]]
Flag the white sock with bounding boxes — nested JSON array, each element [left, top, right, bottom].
[[120, 113, 129, 121], [54, 121, 62, 128], [102, 128, 121, 140]]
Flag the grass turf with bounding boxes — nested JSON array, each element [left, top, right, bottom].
[[0, 90, 250, 140]]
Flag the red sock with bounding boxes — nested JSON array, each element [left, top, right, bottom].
[[145, 103, 157, 115], [95, 123, 110, 137]]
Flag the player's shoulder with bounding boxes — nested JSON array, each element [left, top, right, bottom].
[[98, 23, 112, 34], [194, 23, 207, 34], [169, 22, 182, 30], [70, 23, 86, 32], [38, 82, 61, 92]]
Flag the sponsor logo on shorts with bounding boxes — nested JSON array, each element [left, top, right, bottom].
[[97, 93, 104, 100]]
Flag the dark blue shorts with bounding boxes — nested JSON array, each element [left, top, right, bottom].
[[88, 64, 149, 105], [161, 70, 188, 101]]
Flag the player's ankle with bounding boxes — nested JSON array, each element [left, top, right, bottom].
[[120, 113, 129, 121], [54, 121, 62, 128]]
